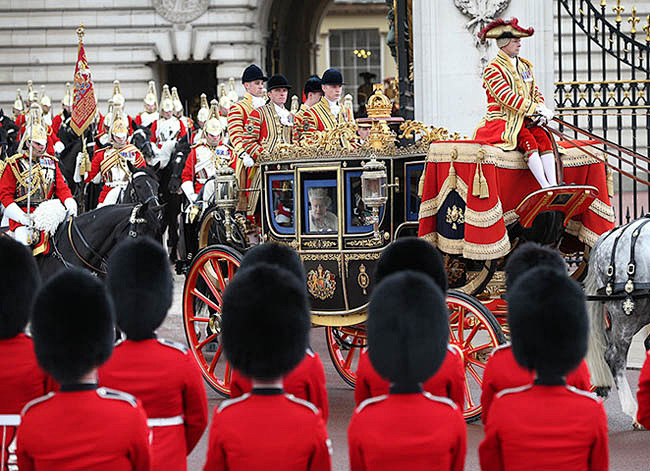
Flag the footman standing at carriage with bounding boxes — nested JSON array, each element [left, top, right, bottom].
[[133, 81, 159, 129], [479, 268, 608, 471], [99, 238, 208, 471], [203, 263, 331, 471], [348, 270, 466, 471], [480, 243, 592, 424], [228, 244, 329, 422], [82, 106, 146, 207], [17, 269, 151, 471], [227, 64, 267, 213], [292, 75, 323, 144], [354, 238, 465, 409], [0, 238, 54, 471], [0, 108, 77, 246], [473, 18, 558, 189]]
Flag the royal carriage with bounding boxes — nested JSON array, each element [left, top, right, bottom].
[[180, 87, 616, 422]]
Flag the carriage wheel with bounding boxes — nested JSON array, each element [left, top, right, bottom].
[[182, 245, 242, 396], [447, 290, 506, 422], [198, 207, 247, 252], [325, 325, 367, 387]]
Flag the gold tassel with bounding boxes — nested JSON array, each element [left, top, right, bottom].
[[449, 148, 458, 190], [79, 151, 91, 176], [472, 165, 481, 197], [479, 166, 489, 199], [606, 167, 614, 198], [474, 149, 489, 199]]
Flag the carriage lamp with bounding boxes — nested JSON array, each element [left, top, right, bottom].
[[361, 155, 388, 239], [214, 163, 239, 242]]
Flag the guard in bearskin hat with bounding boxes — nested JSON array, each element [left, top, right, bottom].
[[479, 268, 608, 470], [99, 238, 207, 471], [355, 237, 464, 408], [293, 75, 323, 143], [204, 263, 331, 471], [480, 242, 591, 424], [348, 271, 466, 470], [17, 269, 151, 470], [473, 18, 558, 189], [0, 238, 52, 470], [228, 244, 329, 421]]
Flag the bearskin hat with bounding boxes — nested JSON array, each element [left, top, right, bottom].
[[240, 243, 306, 284], [508, 267, 588, 380], [221, 264, 310, 380], [31, 269, 115, 384], [0, 237, 40, 339], [368, 271, 449, 385], [375, 237, 448, 291], [504, 242, 566, 291], [106, 237, 172, 340]]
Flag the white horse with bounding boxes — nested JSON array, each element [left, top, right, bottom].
[[584, 216, 650, 426]]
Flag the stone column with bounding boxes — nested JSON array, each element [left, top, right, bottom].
[[412, 0, 553, 137]]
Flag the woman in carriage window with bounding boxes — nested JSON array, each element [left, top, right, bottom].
[[308, 187, 337, 233]]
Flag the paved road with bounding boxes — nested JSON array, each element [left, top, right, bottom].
[[159, 276, 650, 471]]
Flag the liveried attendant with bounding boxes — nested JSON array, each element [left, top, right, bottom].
[[99, 238, 208, 471], [473, 18, 557, 189], [292, 75, 323, 143]]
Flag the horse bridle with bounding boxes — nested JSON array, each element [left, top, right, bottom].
[[130, 171, 159, 206]]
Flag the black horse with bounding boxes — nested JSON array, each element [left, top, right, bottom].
[[0, 109, 20, 159]]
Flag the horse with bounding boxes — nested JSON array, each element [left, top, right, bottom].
[[36, 200, 162, 280], [584, 215, 650, 426], [0, 109, 20, 159]]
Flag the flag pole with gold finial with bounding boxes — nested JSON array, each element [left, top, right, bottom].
[[76, 25, 92, 176]]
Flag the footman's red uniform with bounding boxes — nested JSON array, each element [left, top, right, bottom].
[[99, 339, 208, 471], [0, 334, 54, 470], [480, 343, 591, 424], [355, 345, 465, 408], [17, 384, 151, 471], [348, 391, 466, 471], [203, 388, 331, 471], [637, 351, 650, 429], [479, 384, 608, 471], [229, 348, 329, 421]]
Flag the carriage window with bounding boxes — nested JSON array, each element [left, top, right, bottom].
[[267, 174, 295, 235], [345, 170, 385, 233], [406, 163, 425, 221], [303, 179, 338, 234]]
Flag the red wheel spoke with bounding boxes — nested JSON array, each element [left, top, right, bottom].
[[343, 338, 361, 370], [199, 264, 223, 305], [457, 306, 465, 344], [208, 344, 223, 373], [191, 288, 220, 312], [227, 261, 235, 282], [463, 321, 481, 347], [189, 316, 210, 323], [466, 356, 488, 369], [467, 343, 494, 355], [466, 364, 483, 386], [448, 324, 459, 343], [197, 333, 217, 350], [210, 259, 227, 289], [448, 308, 460, 325], [224, 362, 232, 385], [463, 378, 474, 408]]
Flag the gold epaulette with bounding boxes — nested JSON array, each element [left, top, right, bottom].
[[0, 159, 6, 180], [519, 57, 534, 68]]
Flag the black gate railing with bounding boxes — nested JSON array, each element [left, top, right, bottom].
[[555, 0, 650, 224]]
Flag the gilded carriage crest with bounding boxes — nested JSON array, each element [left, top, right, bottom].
[[307, 264, 337, 300], [446, 205, 465, 230]]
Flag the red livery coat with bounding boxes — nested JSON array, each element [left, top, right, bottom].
[[299, 97, 354, 144], [637, 351, 650, 429], [479, 384, 608, 471], [17, 386, 151, 471], [229, 349, 329, 421], [203, 390, 331, 471], [355, 346, 465, 408], [348, 392, 466, 471], [99, 339, 208, 471], [0, 334, 54, 470], [239, 102, 293, 161], [480, 343, 591, 424]]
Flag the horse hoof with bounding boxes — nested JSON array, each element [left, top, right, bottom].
[[633, 421, 645, 430], [594, 386, 611, 398]]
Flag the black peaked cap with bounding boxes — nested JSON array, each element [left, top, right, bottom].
[[242, 64, 268, 83], [267, 74, 292, 91], [321, 68, 344, 86]]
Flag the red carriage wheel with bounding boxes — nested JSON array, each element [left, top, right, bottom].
[[325, 325, 367, 387], [447, 290, 506, 422], [182, 245, 242, 396]]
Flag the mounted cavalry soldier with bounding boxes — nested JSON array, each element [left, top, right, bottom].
[[51, 82, 72, 138], [473, 18, 557, 189], [12, 88, 24, 121], [172, 86, 194, 134], [98, 80, 134, 146], [227, 64, 267, 212], [133, 80, 159, 129], [192, 93, 210, 144], [151, 84, 187, 147], [82, 106, 146, 207], [0, 105, 77, 246]]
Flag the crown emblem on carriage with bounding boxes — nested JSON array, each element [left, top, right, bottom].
[[366, 84, 393, 119], [307, 264, 337, 300]]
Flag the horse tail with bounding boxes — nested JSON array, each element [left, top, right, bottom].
[[584, 255, 614, 388]]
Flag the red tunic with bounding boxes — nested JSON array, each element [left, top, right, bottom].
[[229, 349, 329, 421], [17, 386, 151, 471], [51, 113, 64, 137], [348, 392, 466, 471], [203, 390, 331, 471], [355, 346, 465, 408], [480, 343, 591, 424], [239, 102, 293, 161], [637, 351, 650, 429], [85, 145, 147, 203], [479, 384, 608, 471], [181, 142, 234, 194], [99, 339, 208, 471], [0, 334, 54, 470]]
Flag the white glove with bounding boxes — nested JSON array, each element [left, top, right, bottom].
[[181, 180, 198, 203], [73, 152, 84, 183], [64, 198, 78, 217], [99, 133, 110, 145], [53, 141, 65, 155], [242, 152, 255, 168], [4, 202, 31, 226], [536, 103, 554, 122]]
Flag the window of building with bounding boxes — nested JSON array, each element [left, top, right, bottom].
[[329, 29, 382, 113]]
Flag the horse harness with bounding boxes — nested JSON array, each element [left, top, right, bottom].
[[587, 214, 650, 315]]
